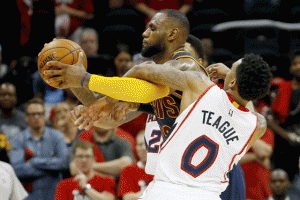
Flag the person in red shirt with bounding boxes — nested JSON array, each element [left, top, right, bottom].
[[118, 130, 154, 200], [54, 140, 116, 200], [240, 128, 274, 200], [54, 0, 94, 38], [71, 126, 136, 179]]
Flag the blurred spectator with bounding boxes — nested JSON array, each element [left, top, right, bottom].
[[54, 0, 94, 38], [240, 127, 274, 200], [9, 98, 68, 200], [78, 27, 99, 57], [55, 140, 116, 200], [118, 130, 154, 200], [135, 0, 194, 28], [32, 70, 65, 120], [268, 49, 300, 182], [0, 83, 27, 139], [52, 102, 79, 150], [0, 45, 9, 79], [113, 43, 134, 77], [72, 126, 136, 179], [267, 169, 291, 200], [0, 161, 28, 200]]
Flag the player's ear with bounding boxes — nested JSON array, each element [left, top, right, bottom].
[[229, 78, 237, 89], [168, 28, 179, 41]]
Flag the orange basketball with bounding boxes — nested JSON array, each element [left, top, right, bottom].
[[37, 38, 88, 88]]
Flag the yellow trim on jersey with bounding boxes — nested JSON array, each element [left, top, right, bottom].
[[175, 55, 210, 77], [172, 51, 210, 77], [232, 101, 239, 108], [172, 91, 182, 99]]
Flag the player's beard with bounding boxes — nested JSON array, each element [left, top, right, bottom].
[[141, 40, 166, 58]]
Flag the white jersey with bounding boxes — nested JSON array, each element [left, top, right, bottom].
[[152, 85, 258, 196], [144, 114, 162, 175], [0, 161, 28, 200]]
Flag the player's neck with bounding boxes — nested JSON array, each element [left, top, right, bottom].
[[227, 90, 248, 108], [152, 45, 185, 64]]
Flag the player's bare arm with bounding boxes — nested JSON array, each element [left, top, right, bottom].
[[246, 112, 267, 151]]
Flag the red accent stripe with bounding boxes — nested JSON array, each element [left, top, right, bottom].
[[161, 84, 216, 150], [226, 92, 249, 112], [222, 115, 259, 182]]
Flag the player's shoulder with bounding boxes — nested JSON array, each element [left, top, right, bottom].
[[254, 112, 267, 137]]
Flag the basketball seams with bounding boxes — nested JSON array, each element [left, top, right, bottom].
[[39, 47, 72, 57], [58, 48, 82, 64]]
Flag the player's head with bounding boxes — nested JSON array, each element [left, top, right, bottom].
[[185, 34, 205, 63], [224, 53, 272, 101], [269, 169, 290, 197], [72, 140, 96, 174], [289, 48, 300, 78], [141, 9, 190, 58]]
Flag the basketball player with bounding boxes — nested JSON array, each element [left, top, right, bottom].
[[45, 9, 272, 199]]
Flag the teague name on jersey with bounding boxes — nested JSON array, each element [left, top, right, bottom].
[[202, 110, 239, 145]]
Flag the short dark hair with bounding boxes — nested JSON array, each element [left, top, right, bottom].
[[236, 53, 272, 101], [73, 140, 95, 156], [186, 34, 205, 60], [24, 98, 45, 113], [158, 9, 190, 40]]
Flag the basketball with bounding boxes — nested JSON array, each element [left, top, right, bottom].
[[37, 38, 87, 88]]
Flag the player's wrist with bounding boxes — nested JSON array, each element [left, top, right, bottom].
[[82, 73, 91, 89]]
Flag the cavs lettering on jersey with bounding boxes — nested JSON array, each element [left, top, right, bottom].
[[144, 114, 162, 175], [154, 85, 258, 196], [150, 51, 209, 140]]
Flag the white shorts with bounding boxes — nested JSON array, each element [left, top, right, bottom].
[[138, 180, 221, 200]]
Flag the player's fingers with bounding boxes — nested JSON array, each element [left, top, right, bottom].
[[44, 69, 63, 76], [46, 76, 64, 84], [46, 61, 69, 69]]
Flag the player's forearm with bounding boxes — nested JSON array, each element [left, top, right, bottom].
[[82, 73, 170, 103], [71, 88, 98, 106], [92, 156, 133, 177], [123, 191, 144, 200], [85, 189, 115, 200]]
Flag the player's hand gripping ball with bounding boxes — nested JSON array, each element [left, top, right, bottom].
[[37, 38, 87, 88]]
